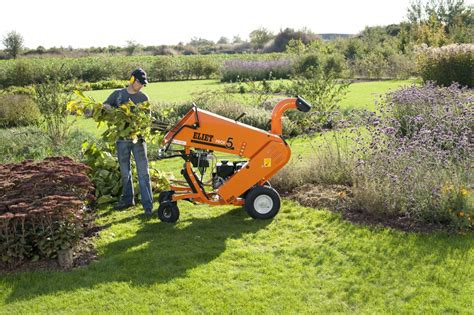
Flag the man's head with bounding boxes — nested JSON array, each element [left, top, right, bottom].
[[129, 68, 148, 92]]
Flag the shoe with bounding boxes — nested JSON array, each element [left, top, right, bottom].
[[140, 211, 153, 220], [113, 202, 135, 211]]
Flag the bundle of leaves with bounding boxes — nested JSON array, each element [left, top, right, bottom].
[[68, 91, 154, 144], [81, 141, 121, 204], [0, 157, 95, 266], [68, 92, 169, 203], [80, 140, 170, 204], [352, 83, 473, 230]]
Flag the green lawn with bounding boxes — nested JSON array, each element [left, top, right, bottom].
[[86, 79, 415, 110], [1, 203, 472, 313], [70, 116, 106, 138], [86, 79, 222, 104], [339, 79, 417, 112], [2, 79, 472, 313], [77, 79, 414, 136]]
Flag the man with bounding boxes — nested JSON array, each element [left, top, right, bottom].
[[103, 68, 153, 216]]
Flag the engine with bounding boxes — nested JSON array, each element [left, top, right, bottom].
[[212, 160, 246, 189], [185, 150, 246, 190]]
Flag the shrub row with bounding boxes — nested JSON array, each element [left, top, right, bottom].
[[0, 80, 128, 97], [220, 58, 294, 82], [0, 157, 95, 266], [0, 54, 287, 88], [416, 43, 474, 88], [0, 51, 420, 90], [220, 52, 417, 82], [0, 54, 421, 93], [349, 52, 416, 79]]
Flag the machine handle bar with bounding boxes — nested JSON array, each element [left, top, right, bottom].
[[192, 103, 200, 128], [235, 112, 246, 122]]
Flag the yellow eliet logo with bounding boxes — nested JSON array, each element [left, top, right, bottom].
[[129, 75, 135, 85], [263, 158, 271, 167]]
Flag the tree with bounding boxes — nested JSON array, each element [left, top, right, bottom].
[[107, 45, 120, 54], [125, 40, 141, 56], [232, 35, 244, 44], [407, 0, 473, 43], [188, 37, 215, 47], [264, 28, 319, 53], [2, 31, 24, 59], [448, 13, 474, 42], [36, 45, 46, 55], [408, 0, 470, 28], [343, 39, 363, 60], [414, 13, 449, 46], [249, 28, 274, 50], [217, 36, 229, 44]]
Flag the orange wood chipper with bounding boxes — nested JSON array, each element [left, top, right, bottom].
[[156, 96, 311, 222]]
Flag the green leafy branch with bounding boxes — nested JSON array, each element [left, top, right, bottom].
[[67, 91, 160, 145]]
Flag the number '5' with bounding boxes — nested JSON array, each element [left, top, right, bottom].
[[226, 137, 233, 148]]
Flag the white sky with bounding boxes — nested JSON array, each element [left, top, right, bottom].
[[0, 0, 423, 49]]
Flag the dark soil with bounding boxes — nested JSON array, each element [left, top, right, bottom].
[[285, 184, 449, 234]]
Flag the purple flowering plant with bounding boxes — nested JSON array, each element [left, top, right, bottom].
[[352, 83, 473, 229], [221, 58, 294, 82]]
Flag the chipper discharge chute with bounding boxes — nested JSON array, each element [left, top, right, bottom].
[[156, 96, 312, 222]]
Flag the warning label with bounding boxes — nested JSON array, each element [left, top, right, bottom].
[[263, 158, 272, 168]]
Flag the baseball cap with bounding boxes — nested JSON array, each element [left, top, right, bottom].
[[131, 68, 148, 85]]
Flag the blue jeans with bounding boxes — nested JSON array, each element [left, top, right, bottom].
[[116, 139, 153, 212]]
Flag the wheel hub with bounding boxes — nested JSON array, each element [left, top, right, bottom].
[[253, 195, 273, 214], [163, 208, 172, 218]]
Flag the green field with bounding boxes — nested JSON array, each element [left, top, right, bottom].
[[78, 79, 414, 137], [1, 202, 472, 313], [2, 79, 472, 313], [86, 79, 222, 104], [339, 79, 418, 111], [86, 79, 415, 109]]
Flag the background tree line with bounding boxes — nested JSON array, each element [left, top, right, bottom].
[[1, 0, 471, 60]]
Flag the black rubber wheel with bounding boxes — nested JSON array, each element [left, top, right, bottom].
[[240, 182, 271, 199], [157, 202, 180, 223], [244, 186, 281, 219], [158, 190, 175, 203]]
